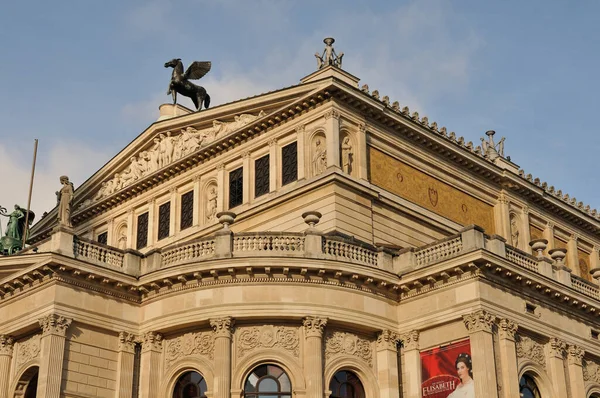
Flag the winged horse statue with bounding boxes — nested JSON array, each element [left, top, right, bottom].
[[164, 59, 211, 111]]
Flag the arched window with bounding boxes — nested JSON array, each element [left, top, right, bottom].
[[519, 374, 541, 398], [172, 371, 208, 398], [590, 394, 600, 398], [329, 370, 365, 398], [244, 364, 291, 397]]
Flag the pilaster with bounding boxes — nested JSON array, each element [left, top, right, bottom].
[[147, 198, 156, 247], [107, 218, 115, 246], [376, 330, 401, 398], [567, 234, 580, 277], [357, 123, 368, 181], [543, 222, 554, 253], [242, 152, 251, 204], [462, 310, 498, 398], [497, 319, 519, 398], [138, 331, 163, 398], [400, 330, 421, 398], [216, 163, 226, 213], [210, 317, 234, 398], [545, 337, 568, 398], [115, 332, 137, 398], [521, 206, 532, 254], [269, 139, 278, 192], [37, 314, 72, 398], [296, 126, 306, 180], [169, 187, 177, 234], [126, 209, 134, 250], [566, 345, 585, 398], [0, 335, 14, 398], [303, 316, 327, 398], [324, 109, 340, 170], [192, 175, 201, 226], [494, 191, 511, 241]]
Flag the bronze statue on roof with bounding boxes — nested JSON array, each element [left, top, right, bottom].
[[165, 59, 212, 111]]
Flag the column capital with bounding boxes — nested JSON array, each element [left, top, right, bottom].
[[39, 314, 72, 337], [463, 310, 495, 333], [210, 317, 234, 338], [376, 330, 401, 351], [497, 191, 510, 205], [268, 138, 278, 147], [295, 125, 305, 134], [302, 316, 327, 338], [0, 335, 14, 355], [358, 123, 367, 133], [141, 331, 163, 351], [546, 221, 554, 230], [118, 331, 137, 353], [522, 205, 530, 216], [498, 318, 518, 340], [547, 337, 566, 358], [567, 345, 584, 366], [324, 109, 340, 120], [400, 330, 420, 351], [216, 163, 226, 171]]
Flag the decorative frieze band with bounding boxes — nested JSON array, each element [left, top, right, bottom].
[[118, 332, 137, 353], [39, 314, 72, 336], [0, 335, 14, 356], [303, 316, 327, 338], [142, 331, 163, 351], [210, 317, 234, 338], [237, 325, 300, 358], [498, 319, 518, 340], [376, 330, 401, 351], [463, 310, 495, 333]]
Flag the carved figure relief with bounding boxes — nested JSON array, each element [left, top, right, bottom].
[[325, 331, 373, 367], [340, 134, 353, 175], [165, 331, 214, 366], [515, 335, 545, 368], [236, 325, 300, 358], [205, 184, 218, 221], [510, 214, 520, 248], [90, 111, 265, 203], [15, 334, 41, 367], [312, 135, 327, 176]]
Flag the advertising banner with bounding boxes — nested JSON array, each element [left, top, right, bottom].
[[420, 339, 475, 398]]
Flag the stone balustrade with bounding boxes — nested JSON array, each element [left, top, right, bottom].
[[73, 236, 124, 269], [322, 236, 378, 266], [414, 235, 463, 267], [161, 238, 216, 267], [233, 233, 305, 254]]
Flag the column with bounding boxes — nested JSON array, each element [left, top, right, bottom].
[[399, 331, 421, 398], [324, 109, 340, 170], [138, 331, 163, 398], [192, 175, 201, 226], [546, 338, 568, 397], [521, 206, 532, 254], [216, 163, 226, 213], [126, 209, 134, 250], [543, 222, 554, 254], [567, 345, 585, 398], [498, 319, 519, 398], [37, 314, 72, 398], [303, 316, 327, 398], [567, 234, 579, 276], [115, 332, 136, 398], [376, 330, 401, 398], [210, 317, 234, 398], [269, 139, 278, 192], [494, 191, 511, 241], [357, 123, 368, 181], [170, 188, 177, 235], [296, 126, 306, 180], [0, 335, 14, 398], [107, 218, 115, 246], [242, 152, 251, 204], [463, 310, 498, 398]]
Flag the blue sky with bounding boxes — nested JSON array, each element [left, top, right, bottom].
[[1, 0, 599, 227]]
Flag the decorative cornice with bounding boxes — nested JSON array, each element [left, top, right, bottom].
[[498, 318, 518, 340], [39, 314, 72, 337], [118, 331, 137, 353], [142, 331, 163, 351], [463, 310, 495, 333], [567, 345, 584, 366], [547, 337, 566, 358], [0, 335, 14, 355], [210, 317, 234, 338], [376, 329, 401, 351], [303, 316, 327, 338], [399, 330, 419, 351]]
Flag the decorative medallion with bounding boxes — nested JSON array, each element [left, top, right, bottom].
[[515, 335, 545, 368], [428, 187, 438, 207], [237, 325, 300, 358], [461, 204, 468, 213], [396, 173, 404, 183], [584, 359, 600, 383], [165, 331, 215, 366], [16, 334, 41, 367], [325, 331, 373, 367]]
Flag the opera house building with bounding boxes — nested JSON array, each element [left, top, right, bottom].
[[1, 41, 600, 398]]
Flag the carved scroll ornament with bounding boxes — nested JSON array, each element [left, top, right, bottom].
[[516, 335, 546, 368], [237, 325, 300, 358], [165, 331, 215, 366], [16, 334, 41, 367], [584, 359, 600, 383], [325, 331, 373, 366]]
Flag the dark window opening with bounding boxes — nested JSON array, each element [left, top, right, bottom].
[[158, 202, 171, 240], [255, 155, 270, 198], [97, 231, 108, 245], [180, 191, 194, 230], [136, 213, 149, 250], [281, 141, 298, 186], [229, 167, 243, 208]]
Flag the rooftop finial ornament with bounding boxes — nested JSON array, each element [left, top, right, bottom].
[[164, 59, 212, 111], [315, 37, 344, 70], [480, 130, 506, 160]]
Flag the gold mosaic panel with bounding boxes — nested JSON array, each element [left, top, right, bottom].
[[369, 147, 495, 233], [529, 225, 544, 241], [578, 249, 592, 282]]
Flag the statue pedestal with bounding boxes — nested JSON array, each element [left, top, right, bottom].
[[50, 225, 75, 256], [158, 103, 193, 121]]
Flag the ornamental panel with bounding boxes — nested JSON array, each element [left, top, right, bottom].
[[236, 325, 300, 358], [15, 334, 41, 368], [325, 330, 373, 367], [165, 331, 215, 367]]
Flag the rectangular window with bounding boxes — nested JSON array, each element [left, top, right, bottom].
[[229, 167, 243, 208], [254, 155, 270, 198], [158, 202, 171, 240], [281, 141, 298, 186], [180, 191, 194, 230], [136, 212, 149, 250], [97, 231, 108, 245]]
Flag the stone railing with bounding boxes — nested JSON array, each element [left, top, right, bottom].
[[571, 276, 600, 300], [414, 235, 463, 267], [73, 237, 124, 269], [322, 237, 378, 267], [162, 238, 215, 267], [233, 233, 305, 254], [505, 246, 538, 272]]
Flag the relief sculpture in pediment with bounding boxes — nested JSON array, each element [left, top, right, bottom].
[[87, 111, 266, 206]]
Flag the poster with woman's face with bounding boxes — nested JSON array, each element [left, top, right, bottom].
[[420, 339, 475, 398]]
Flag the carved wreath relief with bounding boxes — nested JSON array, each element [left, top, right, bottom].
[[15, 334, 41, 368], [165, 331, 215, 366], [237, 325, 300, 358], [325, 331, 373, 367]]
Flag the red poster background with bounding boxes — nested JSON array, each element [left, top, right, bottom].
[[420, 339, 471, 398]]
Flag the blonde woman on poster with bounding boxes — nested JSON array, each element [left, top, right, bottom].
[[448, 353, 475, 398]]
